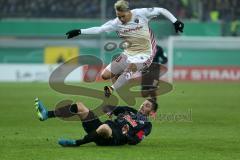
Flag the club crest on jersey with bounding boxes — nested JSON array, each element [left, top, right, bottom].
[[134, 18, 139, 24], [139, 120, 145, 124], [134, 18, 139, 23]]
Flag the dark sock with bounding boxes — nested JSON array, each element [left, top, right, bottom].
[[54, 104, 77, 118], [69, 104, 78, 113], [48, 111, 56, 118], [75, 131, 99, 146]]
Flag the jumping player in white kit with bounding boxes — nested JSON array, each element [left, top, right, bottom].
[[66, 0, 184, 97]]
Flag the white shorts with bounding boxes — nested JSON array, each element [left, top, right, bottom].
[[104, 51, 152, 75]]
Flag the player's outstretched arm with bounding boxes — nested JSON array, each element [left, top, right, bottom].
[[66, 29, 81, 39], [112, 106, 138, 116], [125, 130, 144, 145], [66, 19, 118, 39], [141, 7, 184, 33], [155, 8, 184, 33], [102, 105, 138, 117], [124, 122, 152, 145], [173, 20, 184, 33], [65, 27, 107, 39]]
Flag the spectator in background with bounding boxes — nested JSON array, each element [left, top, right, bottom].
[[231, 16, 239, 36], [0, 0, 100, 18], [0, 0, 239, 22]]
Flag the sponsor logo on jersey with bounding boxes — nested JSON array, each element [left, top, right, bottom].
[[123, 115, 138, 127], [119, 26, 143, 34]]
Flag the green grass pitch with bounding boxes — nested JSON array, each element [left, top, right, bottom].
[[0, 82, 240, 160]]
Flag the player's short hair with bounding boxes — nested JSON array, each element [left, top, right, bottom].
[[147, 98, 158, 112], [114, 0, 130, 12]]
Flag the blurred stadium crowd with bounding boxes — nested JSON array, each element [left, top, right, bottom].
[[0, 0, 239, 21], [0, 0, 100, 18]]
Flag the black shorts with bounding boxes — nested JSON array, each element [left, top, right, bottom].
[[141, 63, 160, 91], [81, 112, 126, 146], [82, 116, 102, 134], [104, 120, 127, 146]]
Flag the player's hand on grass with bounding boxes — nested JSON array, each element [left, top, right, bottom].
[[66, 29, 81, 39], [173, 20, 184, 33], [106, 112, 113, 120], [58, 138, 77, 147], [122, 124, 130, 135]]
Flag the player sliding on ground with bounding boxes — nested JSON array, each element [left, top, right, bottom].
[[66, 0, 184, 97], [34, 98, 158, 146]]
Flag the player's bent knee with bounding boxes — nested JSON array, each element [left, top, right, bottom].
[[101, 74, 109, 80], [76, 102, 89, 113], [101, 70, 113, 80], [96, 124, 112, 138]]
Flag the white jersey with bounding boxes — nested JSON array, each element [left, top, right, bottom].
[[81, 8, 177, 56]]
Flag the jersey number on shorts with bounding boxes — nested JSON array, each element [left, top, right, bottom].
[[115, 56, 122, 63]]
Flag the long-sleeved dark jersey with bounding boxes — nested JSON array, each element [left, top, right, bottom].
[[108, 106, 152, 145]]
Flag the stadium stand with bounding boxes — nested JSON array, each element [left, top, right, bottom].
[[0, 0, 239, 21], [0, 0, 100, 18]]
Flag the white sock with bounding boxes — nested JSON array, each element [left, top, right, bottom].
[[111, 71, 133, 90]]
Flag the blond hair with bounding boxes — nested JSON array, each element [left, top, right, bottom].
[[114, 0, 130, 12]]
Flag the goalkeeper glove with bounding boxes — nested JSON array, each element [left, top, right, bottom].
[[173, 20, 184, 33], [66, 29, 81, 39], [58, 139, 77, 147]]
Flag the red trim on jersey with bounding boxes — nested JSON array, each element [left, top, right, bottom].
[[149, 28, 157, 58], [143, 27, 157, 67], [136, 130, 145, 140]]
